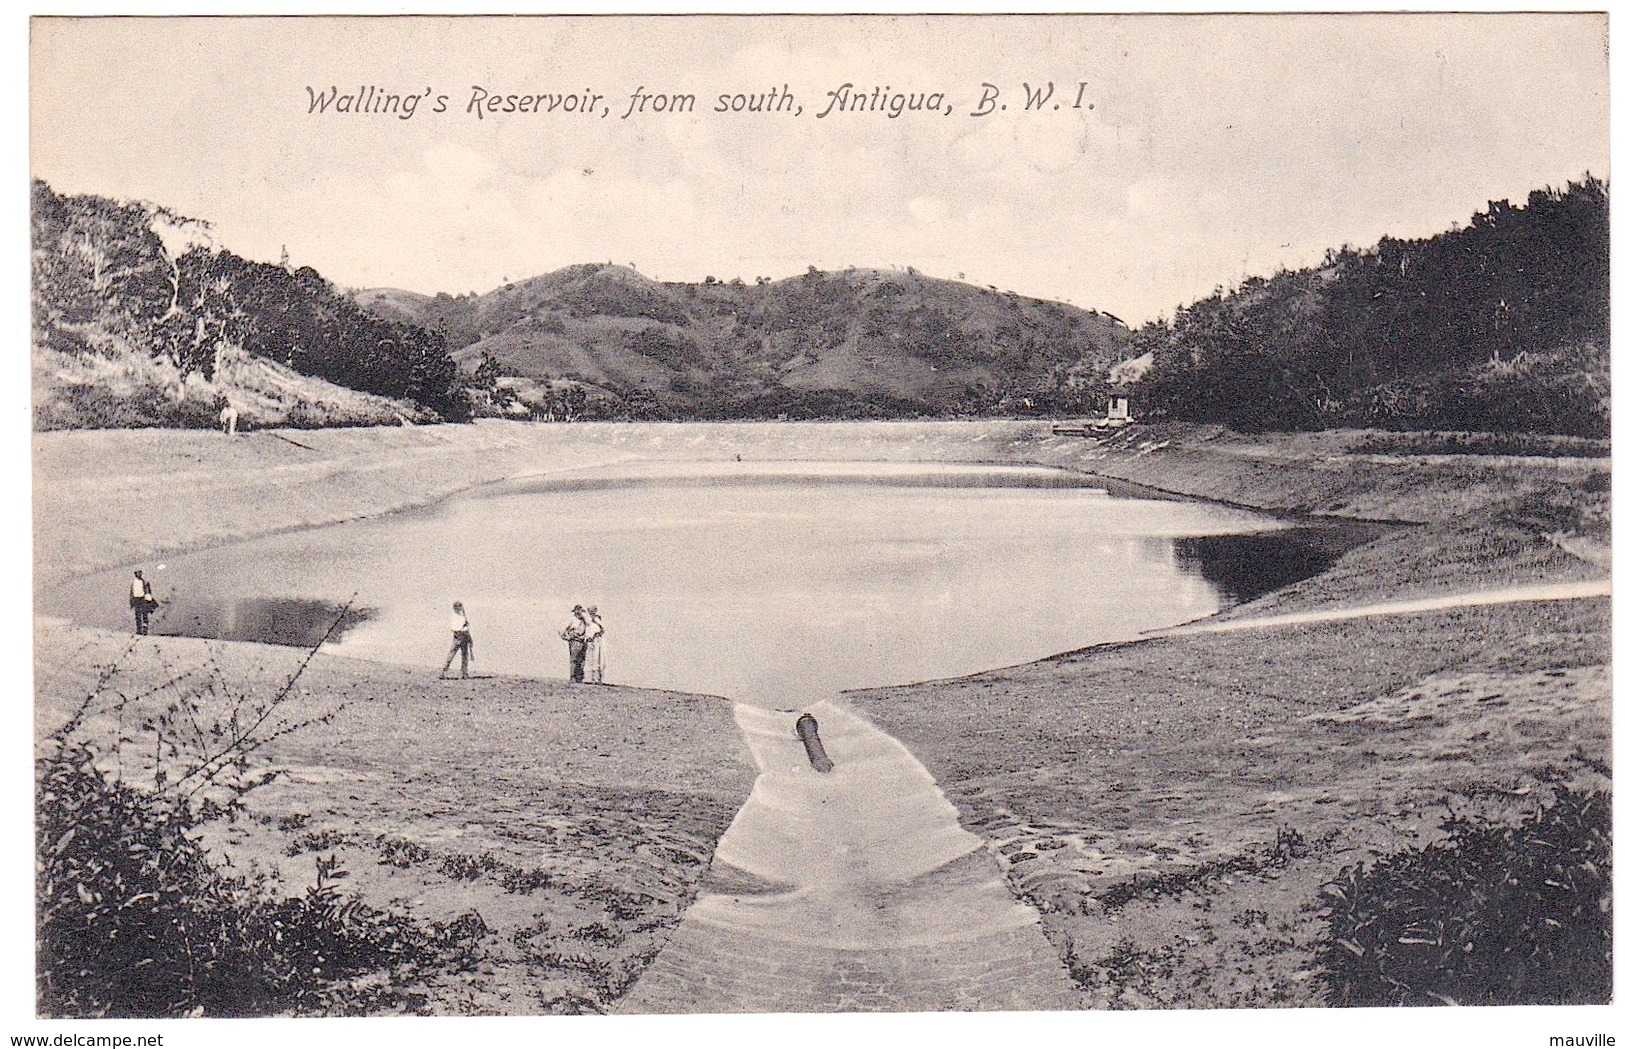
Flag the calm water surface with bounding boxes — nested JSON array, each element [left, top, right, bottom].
[[47, 461, 1301, 707]]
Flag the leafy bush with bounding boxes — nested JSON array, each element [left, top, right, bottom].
[[1318, 786, 1611, 1006], [38, 753, 484, 1017], [37, 622, 490, 1016]]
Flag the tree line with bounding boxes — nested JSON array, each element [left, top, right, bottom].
[[34, 176, 1607, 435], [31, 180, 469, 421], [1131, 177, 1609, 436]]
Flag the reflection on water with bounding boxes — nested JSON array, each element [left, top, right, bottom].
[[149, 597, 374, 647], [498, 460, 1109, 496], [41, 461, 1366, 705], [1172, 526, 1383, 605]]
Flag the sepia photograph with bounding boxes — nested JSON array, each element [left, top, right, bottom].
[[20, 9, 1614, 1044]]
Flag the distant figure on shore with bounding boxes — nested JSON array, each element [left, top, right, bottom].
[[561, 605, 590, 683], [584, 606, 605, 683], [129, 570, 156, 635], [218, 400, 239, 436], [440, 601, 473, 679]]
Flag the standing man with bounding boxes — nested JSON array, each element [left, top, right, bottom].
[[561, 605, 590, 683], [130, 570, 156, 635], [584, 606, 605, 683], [440, 601, 473, 679]]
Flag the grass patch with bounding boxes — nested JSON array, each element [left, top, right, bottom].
[[1094, 826, 1314, 914], [1317, 782, 1611, 1006], [1350, 430, 1611, 459]]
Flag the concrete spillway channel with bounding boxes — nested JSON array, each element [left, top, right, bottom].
[[618, 700, 1080, 1013]]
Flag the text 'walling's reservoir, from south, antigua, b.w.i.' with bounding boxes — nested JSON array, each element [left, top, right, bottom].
[[304, 81, 1096, 122]]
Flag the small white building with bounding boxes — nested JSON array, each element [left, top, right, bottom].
[[1051, 395, 1136, 436]]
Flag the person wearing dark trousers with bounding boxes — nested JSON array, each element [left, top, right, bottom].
[[441, 601, 473, 679], [561, 605, 590, 683], [129, 570, 156, 635]]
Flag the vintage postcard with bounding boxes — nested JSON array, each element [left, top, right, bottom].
[[22, 12, 1613, 1046]]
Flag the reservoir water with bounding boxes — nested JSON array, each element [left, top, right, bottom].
[[42, 460, 1320, 707]]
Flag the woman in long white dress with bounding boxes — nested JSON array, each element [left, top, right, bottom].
[[585, 606, 605, 683]]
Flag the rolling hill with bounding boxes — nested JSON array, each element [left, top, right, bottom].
[[34, 175, 1607, 434], [356, 265, 1134, 419]]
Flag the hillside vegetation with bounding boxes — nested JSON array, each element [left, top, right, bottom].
[[1131, 177, 1609, 436], [31, 181, 468, 430], [33, 175, 1607, 434], [358, 264, 1132, 420]]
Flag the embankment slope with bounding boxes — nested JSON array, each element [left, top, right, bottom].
[[34, 419, 1612, 1009], [847, 422, 1611, 1007], [35, 621, 755, 1013]]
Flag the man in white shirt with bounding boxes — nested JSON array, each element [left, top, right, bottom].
[[129, 570, 156, 635], [440, 601, 473, 679], [561, 605, 590, 683]]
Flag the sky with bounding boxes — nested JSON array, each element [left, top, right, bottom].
[[28, 14, 1610, 325]]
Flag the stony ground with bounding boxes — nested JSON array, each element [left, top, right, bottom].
[[33, 418, 1613, 1015], [851, 598, 1610, 1008], [849, 422, 1612, 1010], [35, 622, 755, 1014]]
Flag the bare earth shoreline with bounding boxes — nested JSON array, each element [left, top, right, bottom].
[[33, 419, 1611, 1012]]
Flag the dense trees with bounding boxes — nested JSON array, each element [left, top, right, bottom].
[[35, 174, 1608, 434], [1134, 177, 1609, 436], [31, 181, 182, 353], [32, 180, 469, 422]]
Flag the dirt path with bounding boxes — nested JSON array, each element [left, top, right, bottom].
[[618, 700, 1079, 1012], [1158, 578, 1611, 637]]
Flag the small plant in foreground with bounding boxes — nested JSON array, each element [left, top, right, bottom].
[[37, 748, 486, 1016], [37, 605, 491, 1016], [439, 850, 503, 881], [1317, 784, 1610, 1006], [376, 835, 432, 869], [571, 921, 622, 947], [286, 828, 349, 856]]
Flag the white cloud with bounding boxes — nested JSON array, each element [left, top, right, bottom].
[[420, 144, 500, 186], [906, 195, 949, 226], [29, 14, 1611, 322]]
